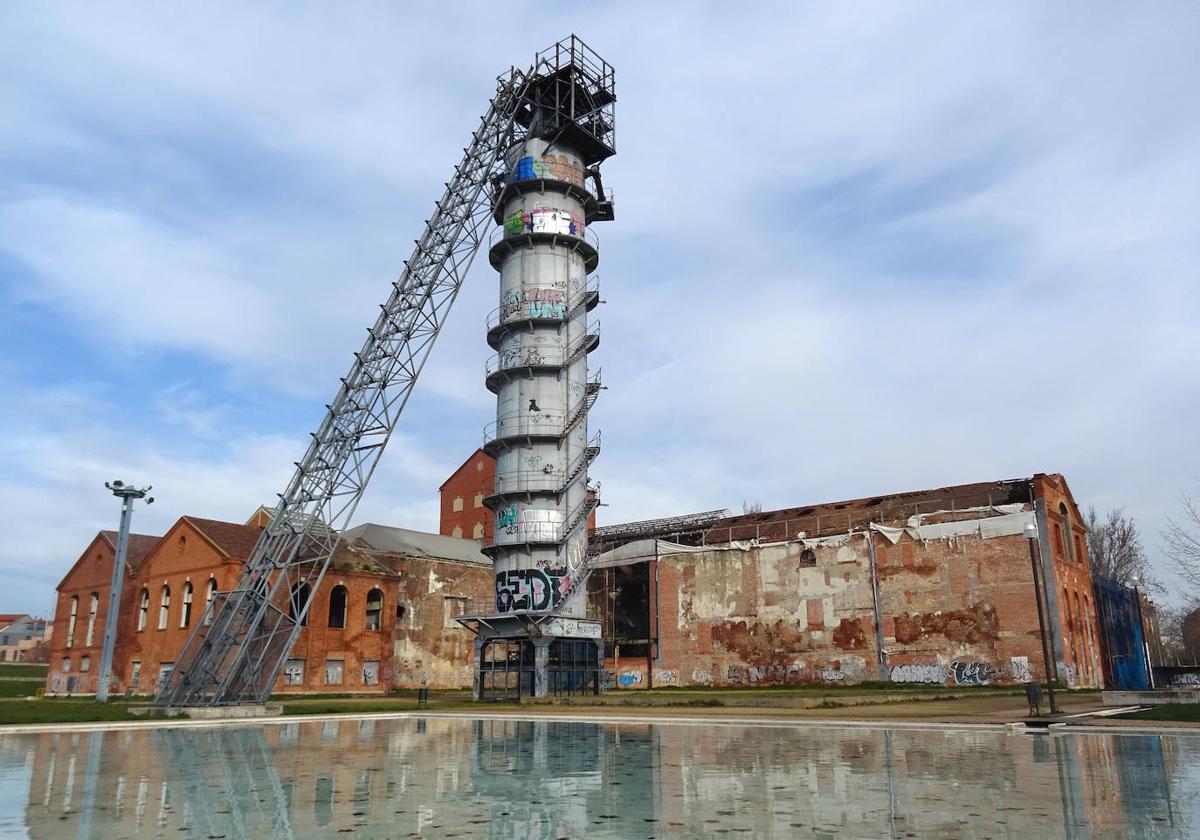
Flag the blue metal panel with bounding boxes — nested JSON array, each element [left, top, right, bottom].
[[1094, 576, 1150, 690]]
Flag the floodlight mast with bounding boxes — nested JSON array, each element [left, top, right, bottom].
[[158, 36, 615, 707]]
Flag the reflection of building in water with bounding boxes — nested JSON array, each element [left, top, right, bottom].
[[6, 720, 1192, 838]]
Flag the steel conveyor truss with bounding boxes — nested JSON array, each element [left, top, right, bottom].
[[158, 35, 614, 707]]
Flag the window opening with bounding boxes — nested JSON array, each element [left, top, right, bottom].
[[328, 585, 348, 629], [365, 589, 383, 630]]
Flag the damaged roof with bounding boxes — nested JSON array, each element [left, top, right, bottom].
[[594, 478, 1037, 551], [342, 523, 490, 566], [704, 478, 1034, 543]]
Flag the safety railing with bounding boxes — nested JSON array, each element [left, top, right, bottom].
[[482, 432, 601, 499], [484, 325, 599, 378], [485, 275, 599, 333], [483, 374, 601, 448], [488, 219, 600, 252]]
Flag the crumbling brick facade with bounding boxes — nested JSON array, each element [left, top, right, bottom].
[[46, 514, 493, 696], [594, 473, 1107, 690]]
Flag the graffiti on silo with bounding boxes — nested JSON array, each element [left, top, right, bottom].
[[506, 153, 585, 188]]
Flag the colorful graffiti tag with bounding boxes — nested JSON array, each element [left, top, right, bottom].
[[506, 153, 585, 188], [503, 207, 585, 238], [495, 568, 570, 613], [617, 672, 643, 687], [498, 287, 567, 323]]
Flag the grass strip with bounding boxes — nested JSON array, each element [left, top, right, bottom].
[[1115, 704, 1200, 723]]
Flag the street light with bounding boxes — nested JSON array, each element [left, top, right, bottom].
[[96, 480, 153, 703], [1024, 522, 1060, 714]]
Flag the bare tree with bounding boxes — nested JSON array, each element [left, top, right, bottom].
[[741, 499, 763, 515], [1085, 506, 1159, 591], [1163, 482, 1200, 603], [1155, 604, 1198, 666]]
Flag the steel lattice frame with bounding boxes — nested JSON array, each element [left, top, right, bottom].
[[158, 37, 615, 707]]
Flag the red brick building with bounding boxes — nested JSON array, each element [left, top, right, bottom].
[[438, 448, 597, 543], [47, 512, 492, 696], [439, 449, 495, 542], [588, 473, 1105, 690]]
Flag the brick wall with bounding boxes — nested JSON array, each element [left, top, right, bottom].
[[439, 449, 495, 542], [47, 516, 494, 696], [627, 509, 1102, 689]]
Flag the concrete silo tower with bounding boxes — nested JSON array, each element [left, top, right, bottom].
[[471, 38, 615, 699]]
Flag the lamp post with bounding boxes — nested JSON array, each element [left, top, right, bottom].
[[1130, 574, 1155, 689], [96, 480, 153, 703], [1024, 522, 1060, 714]]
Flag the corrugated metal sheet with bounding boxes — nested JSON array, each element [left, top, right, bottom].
[[1094, 576, 1150, 690]]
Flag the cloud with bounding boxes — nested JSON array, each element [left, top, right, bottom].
[[1, 2, 1198, 612]]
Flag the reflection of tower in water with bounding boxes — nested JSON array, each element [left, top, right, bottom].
[[470, 719, 603, 838]]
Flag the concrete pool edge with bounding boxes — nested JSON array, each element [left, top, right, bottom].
[[1, 709, 1198, 738]]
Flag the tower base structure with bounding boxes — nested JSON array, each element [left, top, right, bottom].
[[459, 36, 616, 701], [465, 614, 603, 700]]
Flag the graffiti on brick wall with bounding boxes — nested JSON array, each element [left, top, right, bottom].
[[507, 153, 585, 188], [1009, 656, 1032, 683], [495, 568, 569, 613], [618, 672, 643, 688], [820, 668, 845, 682], [691, 669, 713, 685], [890, 663, 946, 684], [950, 660, 997, 686], [727, 665, 744, 683], [654, 670, 678, 685], [749, 662, 810, 684], [503, 207, 585, 238], [1170, 673, 1200, 686]]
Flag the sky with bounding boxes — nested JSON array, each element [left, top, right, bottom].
[[1, 2, 1198, 616]]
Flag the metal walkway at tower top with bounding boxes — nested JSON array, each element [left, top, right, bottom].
[[157, 36, 616, 707]]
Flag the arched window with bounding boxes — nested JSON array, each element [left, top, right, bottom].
[[85, 592, 99, 646], [452, 525, 463, 539], [137, 588, 149, 631], [289, 583, 311, 626], [204, 578, 218, 625], [180, 582, 194, 628], [328, 585, 348, 629], [452, 496, 464, 512], [1059, 504, 1076, 563], [472, 522, 484, 540], [66, 596, 78, 648], [158, 585, 171, 630], [365, 589, 383, 631], [800, 549, 817, 566]]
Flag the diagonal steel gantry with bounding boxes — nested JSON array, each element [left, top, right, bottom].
[[158, 36, 615, 706]]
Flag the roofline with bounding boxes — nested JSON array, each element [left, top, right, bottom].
[[735, 476, 1034, 523], [438, 448, 492, 491], [55, 530, 159, 593], [178, 516, 235, 559]]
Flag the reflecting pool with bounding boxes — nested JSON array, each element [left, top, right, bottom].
[[0, 716, 1197, 838]]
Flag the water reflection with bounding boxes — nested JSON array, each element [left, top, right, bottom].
[[0, 717, 1196, 838]]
